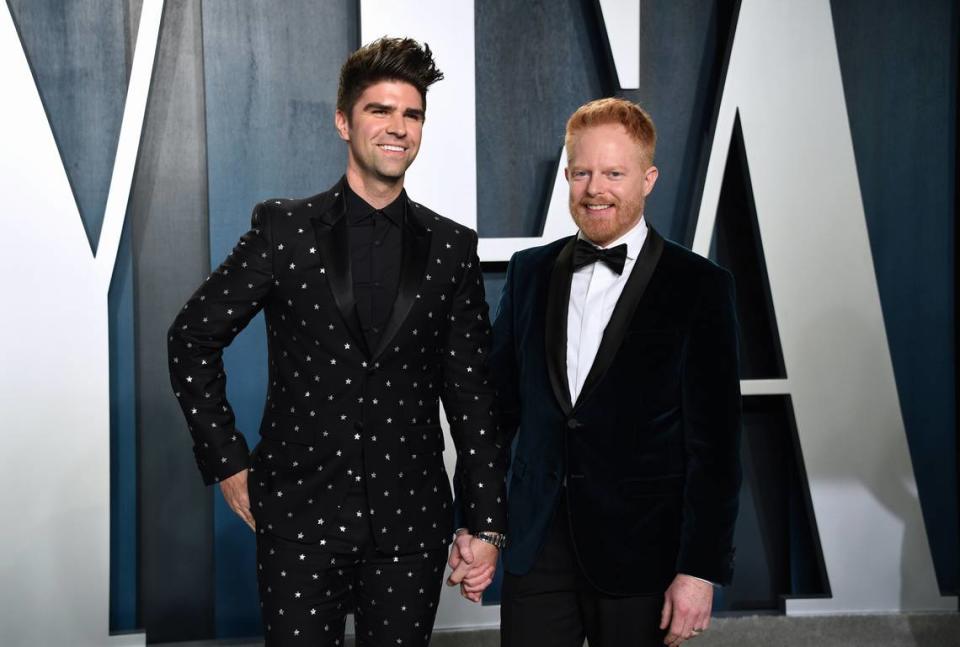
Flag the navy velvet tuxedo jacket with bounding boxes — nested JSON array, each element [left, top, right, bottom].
[[168, 178, 508, 554], [492, 228, 742, 595]]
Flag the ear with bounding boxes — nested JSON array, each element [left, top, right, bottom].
[[642, 166, 659, 197], [564, 167, 570, 183], [334, 109, 350, 141]]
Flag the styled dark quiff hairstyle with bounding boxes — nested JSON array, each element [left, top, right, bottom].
[[337, 37, 444, 121]]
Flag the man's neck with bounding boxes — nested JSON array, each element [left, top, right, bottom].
[[345, 167, 404, 210]]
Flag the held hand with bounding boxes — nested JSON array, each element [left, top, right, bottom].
[[219, 469, 255, 532], [447, 534, 499, 603], [660, 574, 713, 646], [447, 531, 472, 572], [459, 540, 497, 602], [446, 532, 475, 588]]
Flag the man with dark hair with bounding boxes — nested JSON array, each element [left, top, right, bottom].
[[168, 36, 506, 647], [487, 97, 742, 647]]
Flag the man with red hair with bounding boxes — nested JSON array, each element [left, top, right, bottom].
[[488, 97, 742, 646]]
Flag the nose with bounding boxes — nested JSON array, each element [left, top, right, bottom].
[[386, 111, 406, 138], [585, 173, 604, 197]]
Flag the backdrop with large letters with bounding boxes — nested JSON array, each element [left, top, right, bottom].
[[0, 0, 956, 644]]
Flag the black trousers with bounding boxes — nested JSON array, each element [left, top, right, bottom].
[[501, 499, 667, 647], [256, 490, 447, 647]]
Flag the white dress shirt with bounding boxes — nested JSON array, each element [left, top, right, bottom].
[[566, 217, 648, 403]]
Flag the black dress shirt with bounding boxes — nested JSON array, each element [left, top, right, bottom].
[[344, 182, 405, 352]]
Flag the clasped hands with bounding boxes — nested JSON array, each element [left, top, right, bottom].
[[445, 530, 499, 602]]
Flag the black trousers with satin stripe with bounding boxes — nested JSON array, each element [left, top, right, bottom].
[[500, 498, 667, 647], [256, 491, 447, 647]]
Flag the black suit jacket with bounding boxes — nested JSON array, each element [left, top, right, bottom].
[[491, 228, 742, 595], [168, 178, 507, 554]]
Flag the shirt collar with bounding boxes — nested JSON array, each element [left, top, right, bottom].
[[577, 216, 648, 261], [344, 181, 405, 227]]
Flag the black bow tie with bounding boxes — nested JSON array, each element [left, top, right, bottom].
[[572, 239, 628, 274]]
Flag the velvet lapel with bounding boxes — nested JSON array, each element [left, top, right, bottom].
[[310, 179, 369, 358], [370, 199, 432, 362], [544, 237, 577, 415], [575, 226, 664, 407]]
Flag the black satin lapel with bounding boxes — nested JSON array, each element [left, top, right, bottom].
[[312, 202, 369, 357], [576, 227, 665, 407], [371, 214, 431, 361], [545, 237, 576, 415]]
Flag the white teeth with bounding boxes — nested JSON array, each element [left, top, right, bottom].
[[379, 145, 405, 152], [586, 204, 612, 210]]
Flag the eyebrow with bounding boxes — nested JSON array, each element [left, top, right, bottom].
[[362, 102, 425, 120]]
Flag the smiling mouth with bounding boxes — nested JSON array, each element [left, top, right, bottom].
[[584, 204, 613, 211], [378, 144, 406, 153]]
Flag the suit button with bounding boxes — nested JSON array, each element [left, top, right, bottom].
[[567, 418, 581, 429]]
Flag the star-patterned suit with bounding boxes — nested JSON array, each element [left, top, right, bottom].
[[168, 177, 508, 645]]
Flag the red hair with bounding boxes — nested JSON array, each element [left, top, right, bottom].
[[565, 97, 656, 164]]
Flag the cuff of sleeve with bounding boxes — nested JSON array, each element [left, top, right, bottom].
[[683, 574, 719, 588], [195, 437, 250, 485], [464, 503, 507, 538], [675, 546, 735, 586]]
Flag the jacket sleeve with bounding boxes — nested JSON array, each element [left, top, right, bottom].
[[676, 268, 742, 584], [167, 203, 275, 485], [441, 229, 509, 534]]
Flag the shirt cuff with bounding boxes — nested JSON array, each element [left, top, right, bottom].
[[683, 573, 719, 588]]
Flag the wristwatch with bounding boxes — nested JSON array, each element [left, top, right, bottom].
[[475, 531, 507, 549]]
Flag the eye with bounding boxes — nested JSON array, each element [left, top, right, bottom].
[[571, 170, 588, 179], [608, 171, 624, 178]]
